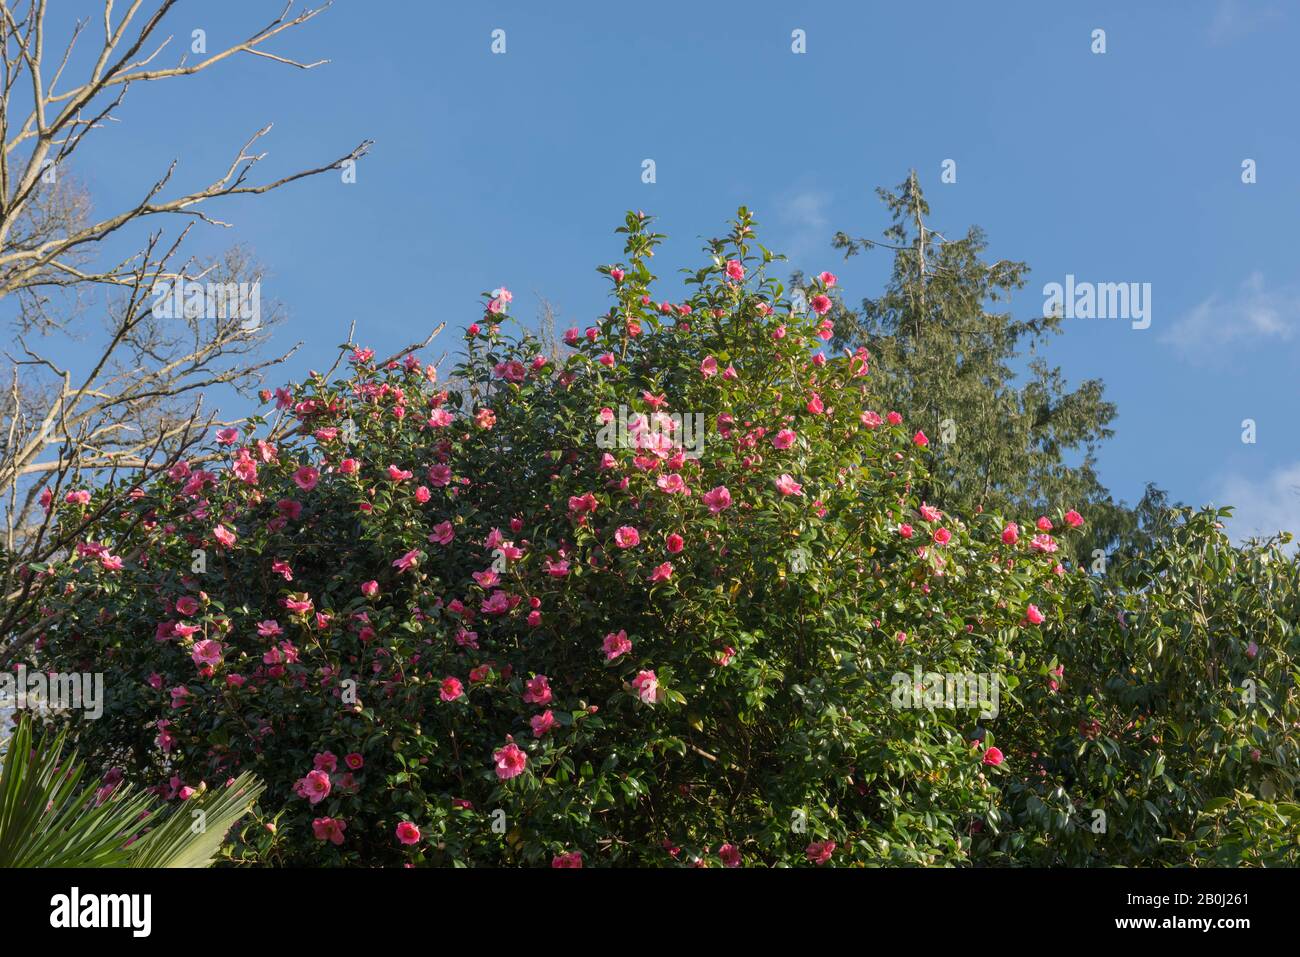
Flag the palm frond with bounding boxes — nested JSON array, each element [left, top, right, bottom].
[[0, 714, 262, 868], [126, 772, 264, 868]]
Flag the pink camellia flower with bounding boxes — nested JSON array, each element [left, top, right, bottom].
[[610, 267, 625, 283], [475, 408, 497, 429], [395, 821, 421, 845], [312, 817, 346, 845], [1025, 604, 1045, 625], [1036, 516, 1053, 532], [1246, 641, 1259, 659], [898, 523, 914, 539], [522, 674, 552, 705], [155, 719, 176, 752], [614, 525, 640, 549], [602, 629, 632, 660], [718, 843, 742, 868], [338, 457, 360, 475], [818, 271, 837, 287], [805, 840, 836, 864], [810, 294, 832, 316], [597, 352, 616, 367], [913, 430, 929, 447], [344, 753, 364, 770], [392, 549, 421, 573], [428, 521, 455, 546], [725, 259, 745, 281], [361, 580, 379, 598], [99, 553, 124, 572], [1030, 534, 1058, 554], [440, 676, 464, 702], [982, 747, 1005, 767], [1001, 523, 1019, 545], [387, 464, 413, 482], [175, 596, 199, 617], [700, 356, 718, 378], [772, 429, 797, 450], [775, 474, 804, 497], [886, 411, 903, 426], [213, 524, 236, 549], [293, 466, 320, 491], [702, 486, 732, 514], [493, 360, 527, 383], [551, 851, 583, 868], [665, 533, 684, 554], [493, 740, 528, 780], [297, 769, 332, 805], [232, 456, 259, 485], [1063, 509, 1084, 528], [648, 562, 674, 583], [66, 489, 91, 506], [563, 327, 580, 346], [860, 410, 882, 429], [656, 473, 687, 495], [530, 710, 556, 738], [191, 639, 223, 669], [313, 752, 338, 773], [806, 393, 825, 415], [932, 527, 952, 546], [631, 670, 659, 705], [919, 504, 942, 523], [215, 427, 240, 445]]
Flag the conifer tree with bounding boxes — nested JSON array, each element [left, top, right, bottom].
[[824, 171, 1170, 563]]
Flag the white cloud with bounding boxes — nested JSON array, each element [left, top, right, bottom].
[[1160, 272, 1299, 360], [1208, 0, 1282, 45], [1212, 460, 1300, 547], [772, 188, 832, 267]]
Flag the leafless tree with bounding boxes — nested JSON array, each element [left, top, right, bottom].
[[0, 0, 369, 659]]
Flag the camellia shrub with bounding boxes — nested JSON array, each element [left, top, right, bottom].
[[25, 210, 1299, 867], [994, 512, 1300, 866]]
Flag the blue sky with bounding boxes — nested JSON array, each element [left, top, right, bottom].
[[32, 0, 1300, 541]]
